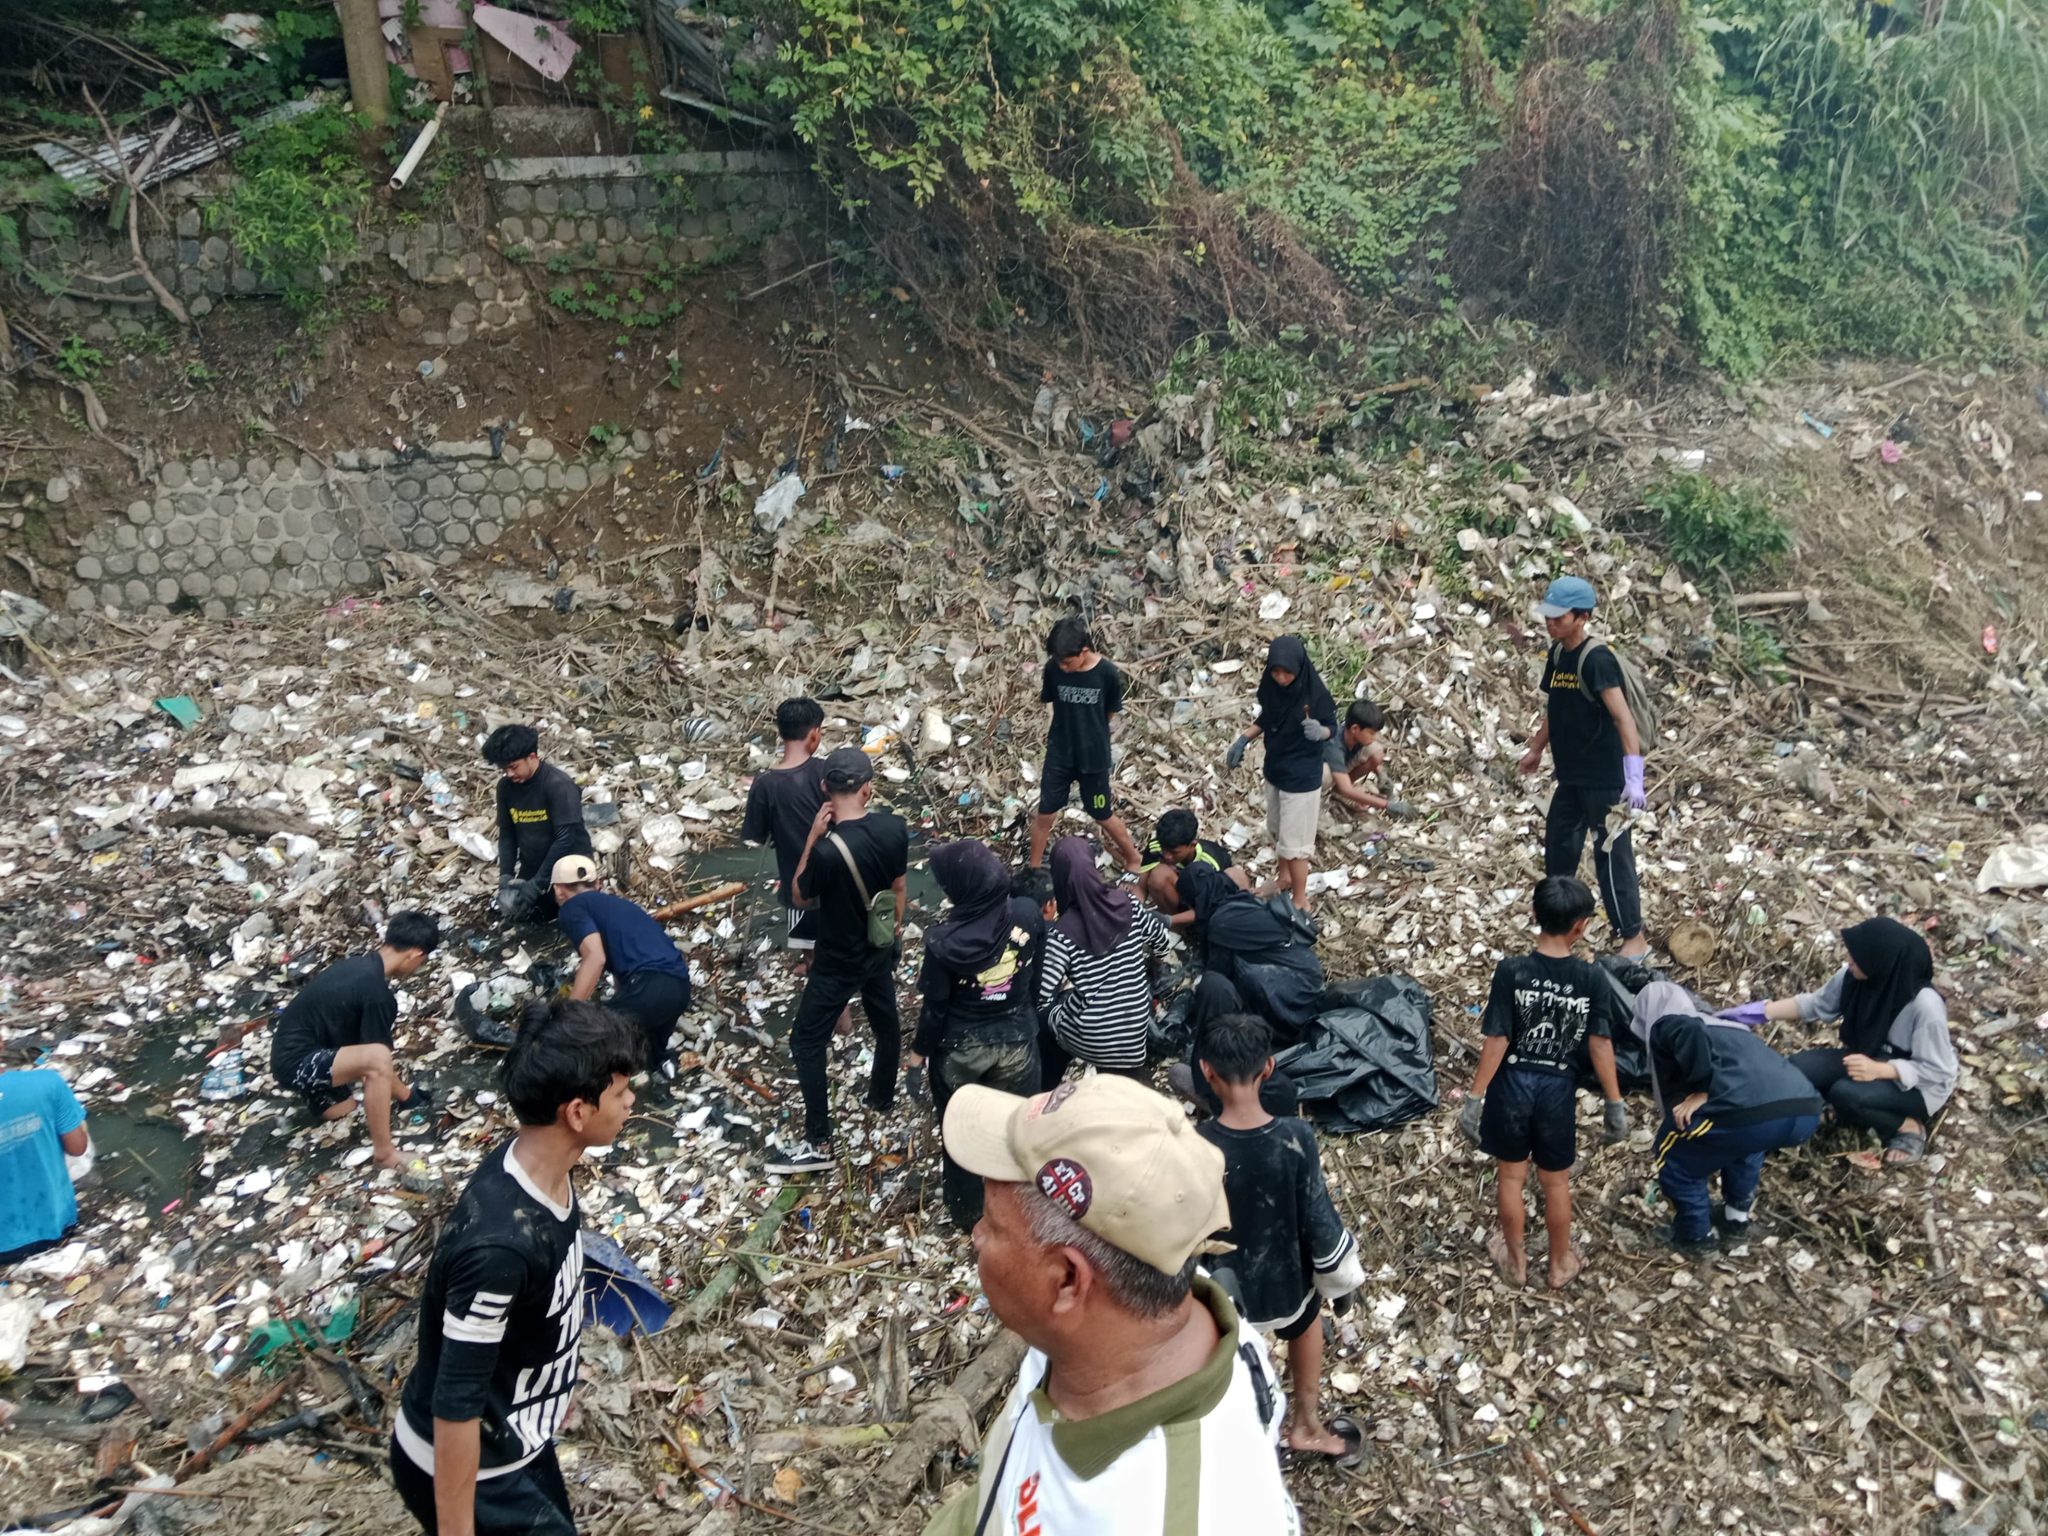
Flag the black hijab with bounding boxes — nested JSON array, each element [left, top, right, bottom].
[[1189, 971, 1244, 1033], [1255, 634, 1336, 737], [1175, 861, 1237, 928], [925, 840, 1013, 974], [1051, 836, 1134, 957], [1838, 917, 1935, 1056]]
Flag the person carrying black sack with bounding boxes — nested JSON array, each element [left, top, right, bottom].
[[763, 747, 909, 1175], [908, 839, 1045, 1228], [483, 724, 592, 924]]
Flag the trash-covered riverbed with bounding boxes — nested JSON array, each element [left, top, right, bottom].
[[3, 364, 2047, 1535]]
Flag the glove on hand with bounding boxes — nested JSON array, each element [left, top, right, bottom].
[[1456, 1095, 1485, 1146], [1716, 1000, 1769, 1026], [1602, 1099, 1629, 1144], [1301, 718, 1331, 742], [1225, 734, 1250, 769], [1623, 754, 1647, 810], [1386, 800, 1414, 819]]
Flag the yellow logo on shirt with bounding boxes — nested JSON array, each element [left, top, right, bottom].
[[509, 807, 551, 824]]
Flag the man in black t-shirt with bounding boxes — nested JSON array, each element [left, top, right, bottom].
[[392, 998, 641, 1536], [1028, 616, 1143, 874], [739, 697, 826, 952], [765, 747, 910, 1173], [1516, 576, 1650, 958], [483, 724, 593, 924], [268, 911, 439, 1171]]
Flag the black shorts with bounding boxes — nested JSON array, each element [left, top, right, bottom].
[[1038, 764, 1114, 821], [1275, 1295, 1322, 1343], [1480, 1068, 1578, 1172], [391, 1440, 575, 1536], [283, 1048, 352, 1113]]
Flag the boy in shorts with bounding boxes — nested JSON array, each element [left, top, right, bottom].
[[1027, 616, 1142, 874], [1197, 1011, 1364, 1459], [269, 912, 440, 1170], [1459, 877, 1627, 1289]]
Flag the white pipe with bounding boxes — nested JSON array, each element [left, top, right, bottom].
[[389, 102, 448, 191]]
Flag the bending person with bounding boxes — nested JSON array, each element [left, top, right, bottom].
[[1764, 917, 1954, 1165], [1173, 861, 1324, 1045], [1038, 836, 1170, 1087], [1633, 981, 1821, 1250], [911, 841, 1044, 1229], [1225, 635, 1337, 908]]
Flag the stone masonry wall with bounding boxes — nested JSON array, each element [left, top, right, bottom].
[[18, 147, 820, 337], [485, 150, 818, 269], [64, 433, 648, 621]]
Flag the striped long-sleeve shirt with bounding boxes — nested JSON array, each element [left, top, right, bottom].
[[1038, 908, 1170, 1070]]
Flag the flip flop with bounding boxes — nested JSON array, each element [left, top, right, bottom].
[[1282, 1413, 1365, 1468]]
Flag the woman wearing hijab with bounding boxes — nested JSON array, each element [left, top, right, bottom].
[[1632, 981, 1822, 1250], [1037, 836, 1171, 1086], [911, 840, 1046, 1228], [1166, 972, 1302, 1118], [1226, 635, 1339, 907], [1763, 918, 1955, 1164], [1172, 862, 1325, 1042]]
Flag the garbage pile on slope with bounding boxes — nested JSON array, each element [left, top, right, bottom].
[[0, 363, 2043, 1534]]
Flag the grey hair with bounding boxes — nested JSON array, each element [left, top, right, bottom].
[[1015, 1183, 1197, 1319]]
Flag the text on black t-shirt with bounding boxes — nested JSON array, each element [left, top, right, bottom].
[[1040, 658, 1123, 774], [1481, 951, 1620, 1074], [496, 762, 593, 881], [1543, 639, 1626, 790]]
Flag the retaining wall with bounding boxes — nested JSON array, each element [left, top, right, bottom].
[[63, 433, 648, 620]]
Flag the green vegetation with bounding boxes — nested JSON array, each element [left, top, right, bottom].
[[1641, 470, 1791, 582], [53, 334, 105, 382], [219, 105, 371, 313]]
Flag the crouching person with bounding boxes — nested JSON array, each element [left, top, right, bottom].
[[392, 998, 642, 1535], [269, 912, 440, 1170], [926, 1075, 1300, 1534]]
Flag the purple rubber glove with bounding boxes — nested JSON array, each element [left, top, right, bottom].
[[1622, 754, 1647, 809], [1715, 1001, 1769, 1026]]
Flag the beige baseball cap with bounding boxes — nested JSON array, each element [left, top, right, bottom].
[[550, 854, 599, 885], [944, 1075, 1231, 1276]]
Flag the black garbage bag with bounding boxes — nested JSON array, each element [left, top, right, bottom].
[[1234, 943, 1326, 1047], [1150, 984, 1199, 1062], [1567, 958, 1696, 1096], [1275, 973, 1437, 1134]]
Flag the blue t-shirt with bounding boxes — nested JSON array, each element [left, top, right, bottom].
[[0, 1069, 87, 1257], [556, 892, 689, 982]]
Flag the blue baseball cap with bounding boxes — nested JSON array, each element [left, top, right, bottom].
[[1538, 575, 1598, 618]]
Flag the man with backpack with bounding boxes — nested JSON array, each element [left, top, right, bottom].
[[764, 747, 909, 1174], [1517, 576, 1653, 960]]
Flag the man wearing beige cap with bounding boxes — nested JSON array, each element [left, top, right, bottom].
[[925, 1075, 1300, 1535], [552, 855, 692, 1072]]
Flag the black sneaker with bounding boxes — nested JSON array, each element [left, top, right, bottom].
[[1655, 1224, 1720, 1253], [763, 1139, 834, 1175]]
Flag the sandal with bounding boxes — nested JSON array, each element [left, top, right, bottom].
[[1282, 1413, 1365, 1468], [1882, 1130, 1927, 1166]]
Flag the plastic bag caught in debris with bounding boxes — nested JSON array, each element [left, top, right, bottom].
[[1275, 974, 1438, 1134]]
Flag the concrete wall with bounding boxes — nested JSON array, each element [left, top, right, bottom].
[[64, 433, 648, 620]]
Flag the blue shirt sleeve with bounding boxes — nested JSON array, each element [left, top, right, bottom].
[[46, 1073, 86, 1136]]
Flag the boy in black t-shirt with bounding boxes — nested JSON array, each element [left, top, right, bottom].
[[739, 697, 827, 952], [1459, 877, 1628, 1289], [1196, 1012, 1365, 1461], [269, 912, 439, 1170], [484, 724, 593, 924], [1515, 576, 1650, 958], [392, 998, 641, 1536], [765, 747, 911, 1174], [1028, 616, 1142, 874]]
